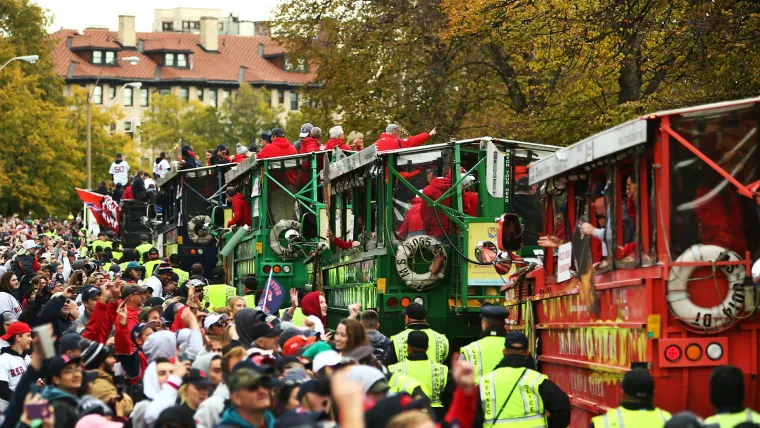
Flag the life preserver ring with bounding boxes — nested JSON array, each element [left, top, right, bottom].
[[187, 215, 213, 245], [396, 235, 447, 291], [666, 245, 746, 333], [270, 220, 301, 261]]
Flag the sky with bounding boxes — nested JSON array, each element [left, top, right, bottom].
[[34, 0, 282, 32]]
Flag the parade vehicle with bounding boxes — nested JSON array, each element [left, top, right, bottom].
[[511, 97, 760, 426], [221, 138, 558, 348]]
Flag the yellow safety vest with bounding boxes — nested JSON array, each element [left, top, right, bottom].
[[461, 335, 505, 384], [244, 294, 257, 309], [143, 259, 162, 276], [388, 372, 425, 397], [103, 262, 112, 272], [135, 243, 152, 262], [173, 268, 189, 284], [93, 240, 112, 251], [388, 359, 448, 407], [112, 251, 123, 262], [480, 367, 548, 428], [119, 261, 131, 272], [204, 284, 238, 310], [591, 407, 671, 428], [391, 328, 449, 364], [705, 409, 760, 428]]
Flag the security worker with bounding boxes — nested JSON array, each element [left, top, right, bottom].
[[705, 365, 760, 427], [205, 267, 237, 310], [111, 240, 123, 262], [388, 371, 425, 398], [169, 253, 189, 284], [241, 276, 259, 308], [385, 302, 448, 366], [104, 230, 117, 249], [135, 234, 152, 262], [142, 248, 162, 275], [591, 368, 671, 428], [460, 302, 510, 384], [388, 330, 453, 420], [475, 332, 571, 428], [118, 249, 139, 272], [93, 232, 111, 251]]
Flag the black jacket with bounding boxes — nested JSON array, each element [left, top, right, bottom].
[[33, 296, 73, 351], [474, 354, 571, 428]]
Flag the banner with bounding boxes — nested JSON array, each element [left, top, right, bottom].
[[76, 188, 120, 234]]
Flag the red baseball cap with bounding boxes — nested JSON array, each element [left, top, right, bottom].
[[283, 336, 308, 356], [1, 322, 31, 341]]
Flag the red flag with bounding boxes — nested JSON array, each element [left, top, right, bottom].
[[76, 188, 120, 234]]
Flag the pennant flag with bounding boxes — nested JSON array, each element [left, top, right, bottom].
[[76, 188, 120, 234], [257, 270, 286, 315]]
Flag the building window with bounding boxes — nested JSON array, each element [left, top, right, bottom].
[[182, 21, 200, 30], [109, 86, 116, 101], [218, 22, 224, 30], [124, 87, 133, 106], [209, 89, 217, 107], [159, 88, 171, 96], [92, 50, 102, 64], [197, 88, 204, 102], [180, 87, 189, 101], [165, 53, 175, 66], [140, 88, 149, 107], [105, 51, 116, 65], [297, 58, 306, 72], [290, 92, 298, 110], [124, 121, 134, 139], [278, 90, 284, 105], [222, 89, 231, 102], [177, 54, 187, 67], [110, 122, 116, 133], [162, 21, 173, 31], [93, 85, 103, 105], [284, 59, 293, 71]]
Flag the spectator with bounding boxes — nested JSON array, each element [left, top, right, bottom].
[[233, 144, 249, 163], [0, 322, 32, 408], [109, 154, 130, 187], [42, 355, 84, 428], [398, 195, 425, 240], [256, 128, 298, 220], [81, 340, 134, 415], [299, 127, 323, 154], [374, 124, 436, 151], [35, 295, 78, 349], [191, 354, 222, 392], [226, 187, 252, 228], [294, 123, 314, 152], [334, 319, 368, 355], [0, 272, 23, 333], [145, 263, 175, 299], [347, 131, 365, 151], [360, 310, 390, 361], [217, 362, 276, 428], [94, 180, 108, 196], [180, 145, 202, 169], [69, 285, 99, 335], [299, 292, 327, 335], [153, 152, 171, 179], [226, 296, 246, 316], [325, 126, 352, 151], [194, 346, 246, 428]]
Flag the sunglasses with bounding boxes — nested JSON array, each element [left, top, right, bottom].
[[245, 378, 272, 391], [213, 320, 228, 328]]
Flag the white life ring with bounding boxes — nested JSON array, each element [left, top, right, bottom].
[[666, 245, 746, 333], [270, 220, 301, 261], [396, 235, 447, 291], [187, 215, 213, 245]]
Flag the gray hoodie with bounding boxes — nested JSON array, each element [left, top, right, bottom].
[[366, 329, 390, 361]]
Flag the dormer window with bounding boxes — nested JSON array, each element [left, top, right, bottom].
[[177, 54, 187, 67], [166, 53, 174, 66], [92, 50, 117, 65], [284, 58, 307, 73], [165, 53, 189, 68]]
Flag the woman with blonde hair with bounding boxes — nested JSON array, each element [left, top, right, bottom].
[[346, 131, 364, 151], [177, 369, 211, 413], [227, 296, 246, 316]]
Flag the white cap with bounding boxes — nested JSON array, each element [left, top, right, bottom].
[[203, 313, 229, 330], [312, 350, 341, 373], [21, 240, 38, 250]]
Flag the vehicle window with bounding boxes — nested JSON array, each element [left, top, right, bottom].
[[265, 157, 302, 226], [551, 190, 568, 274]]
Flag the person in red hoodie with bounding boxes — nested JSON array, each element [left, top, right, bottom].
[[420, 167, 452, 237], [374, 124, 436, 152], [257, 128, 299, 221], [226, 187, 252, 228], [325, 126, 352, 151], [232, 143, 250, 163], [299, 127, 323, 154], [398, 196, 425, 240]]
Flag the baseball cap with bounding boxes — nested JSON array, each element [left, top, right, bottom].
[[407, 330, 428, 349], [139, 305, 163, 322], [48, 355, 81, 378], [250, 321, 281, 341], [77, 395, 113, 417], [81, 285, 101, 302], [481, 302, 509, 319], [227, 365, 271, 392], [663, 412, 716, 428], [346, 365, 389, 394], [365, 393, 430, 428], [0, 322, 30, 341], [312, 350, 341, 373], [271, 128, 285, 138], [402, 302, 426, 320], [60, 333, 82, 353], [204, 313, 229, 330], [131, 321, 156, 344], [139, 234, 149, 241], [169, 253, 181, 263], [282, 336, 308, 356], [297, 379, 331, 400], [301, 341, 332, 360], [155, 405, 196, 427], [505, 332, 529, 351], [147, 248, 159, 256], [121, 284, 148, 299], [586, 181, 606, 198], [185, 368, 212, 388], [126, 261, 141, 270], [21, 240, 39, 250], [622, 368, 655, 400], [299, 123, 314, 138]]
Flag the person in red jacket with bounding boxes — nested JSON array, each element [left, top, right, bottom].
[[398, 196, 424, 239], [82, 282, 120, 343], [420, 167, 452, 237], [325, 126, 352, 151], [257, 128, 299, 221], [226, 187, 252, 228], [299, 127, 323, 154], [374, 124, 436, 152]]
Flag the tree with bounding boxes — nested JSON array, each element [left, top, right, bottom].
[[219, 83, 282, 149]]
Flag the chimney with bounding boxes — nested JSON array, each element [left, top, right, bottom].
[[200, 17, 219, 52], [118, 15, 136, 48]]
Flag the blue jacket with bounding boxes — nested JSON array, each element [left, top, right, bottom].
[[216, 407, 276, 428]]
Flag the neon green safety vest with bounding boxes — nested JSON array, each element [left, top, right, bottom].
[[591, 406, 671, 428], [391, 328, 449, 364], [119, 261, 131, 272], [135, 243, 152, 262], [705, 409, 760, 428], [480, 367, 548, 427], [244, 294, 257, 309], [290, 308, 305, 327], [388, 372, 425, 396], [204, 284, 237, 310], [173, 268, 189, 284], [460, 335, 505, 384], [93, 240, 111, 251], [112, 251, 123, 261], [143, 259, 162, 276], [388, 359, 448, 407]]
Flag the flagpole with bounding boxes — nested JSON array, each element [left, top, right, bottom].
[[258, 270, 273, 312]]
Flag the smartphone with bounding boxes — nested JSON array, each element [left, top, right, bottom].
[[25, 402, 49, 420]]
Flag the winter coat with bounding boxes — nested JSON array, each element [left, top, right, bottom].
[[298, 137, 321, 154], [34, 296, 73, 351], [41, 386, 80, 428], [227, 194, 252, 228], [463, 191, 478, 217], [366, 329, 390, 362], [81, 301, 117, 342], [374, 132, 431, 151], [194, 383, 229, 428], [398, 197, 424, 239], [89, 368, 134, 414], [256, 137, 298, 187], [324, 138, 351, 151], [420, 175, 453, 236]]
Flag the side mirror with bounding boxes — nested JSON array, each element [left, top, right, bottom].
[[146, 204, 157, 220], [211, 206, 225, 227]]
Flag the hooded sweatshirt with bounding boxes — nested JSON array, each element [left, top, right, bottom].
[[256, 137, 298, 186], [325, 138, 352, 151], [299, 137, 321, 154], [194, 382, 229, 428], [398, 197, 424, 239], [217, 407, 276, 428], [41, 386, 80, 428], [233, 308, 261, 350], [374, 132, 431, 152], [300, 292, 326, 329], [365, 329, 390, 361], [420, 174, 453, 237]]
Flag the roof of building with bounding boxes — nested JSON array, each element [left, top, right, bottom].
[[50, 29, 314, 86]]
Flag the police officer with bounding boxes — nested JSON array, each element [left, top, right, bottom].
[[460, 302, 509, 384], [169, 253, 189, 284], [591, 369, 671, 428], [385, 302, 448, 366], [142, 248, 162, 275], [704, 365, 760, 427], [388, 330, 453, 420], [241, 276, 259, 308], [205, 267, 236, 310], [135, 234, 152, 262], [475, 332, 570, 428]]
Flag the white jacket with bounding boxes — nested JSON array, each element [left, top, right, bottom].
[[194, 382, 229, 428]]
